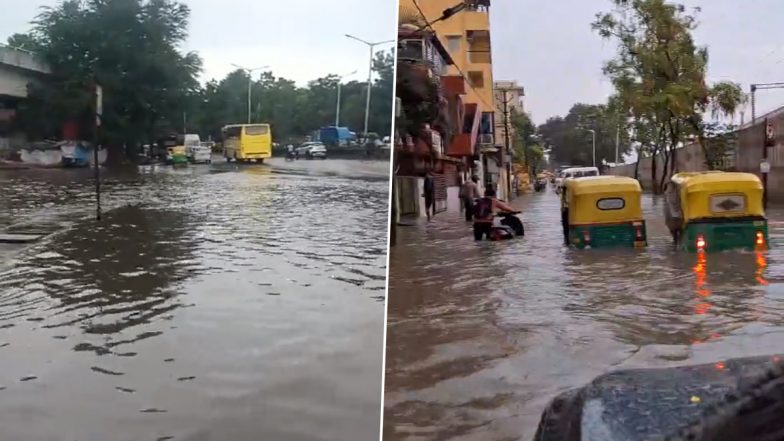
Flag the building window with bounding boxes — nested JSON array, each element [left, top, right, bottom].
[[446, 35, 461, 53], [468, 71, 484, 88]]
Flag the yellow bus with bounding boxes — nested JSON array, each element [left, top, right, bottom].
[[222, 124, 272, 163]]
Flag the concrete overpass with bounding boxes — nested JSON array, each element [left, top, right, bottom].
[[0, 45, 50, 146], [0, 44, 50, 99]]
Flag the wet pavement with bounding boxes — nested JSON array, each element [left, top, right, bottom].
[[0, 158, 389, 441], [383, 187, 784, 441]]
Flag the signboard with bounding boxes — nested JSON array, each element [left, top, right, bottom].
[[710, 194, 746, 213], [761, 161, 771, 174]]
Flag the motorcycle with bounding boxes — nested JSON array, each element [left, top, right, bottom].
[[488, 211, 524, 241], [534, 179, 547, 192], [285, 150, 296, 161]]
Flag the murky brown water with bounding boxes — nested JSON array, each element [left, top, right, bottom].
[[384, 188, 784, 441], [0, 158, 388, 441]]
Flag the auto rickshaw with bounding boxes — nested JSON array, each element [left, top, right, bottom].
[[166, 145, 188, 166], [561, 175, 647, 249], [664, 171, 768, 252]]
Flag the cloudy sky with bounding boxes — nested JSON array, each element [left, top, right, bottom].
[[1, 0, 397, 85], [492, 0, 784, 124]]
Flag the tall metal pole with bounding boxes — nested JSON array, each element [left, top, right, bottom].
[[247, 75, 252, 124], [363, 45, 374, 137], [501, 90, 512, 200], [94, 83, 102, 221], [336, 82, 342, 127], [345, 35, 394, 137], [334, 70, 356, 127]]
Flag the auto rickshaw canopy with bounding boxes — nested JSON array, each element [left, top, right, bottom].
[[564, 176, 644, 225], [670, 171, 765, 221]]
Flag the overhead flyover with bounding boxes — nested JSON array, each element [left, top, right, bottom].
[[0, 44, 51, 99]]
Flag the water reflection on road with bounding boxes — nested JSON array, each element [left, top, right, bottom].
[[384, 189, 784, 441], [0, 159, 388, 441]]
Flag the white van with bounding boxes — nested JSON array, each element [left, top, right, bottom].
[[555, 167, 600, 190]]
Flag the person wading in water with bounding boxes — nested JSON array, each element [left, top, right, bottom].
[[423, 171, 436, 221], [473, 187, 516, 240], [460, 175, 480, 222]]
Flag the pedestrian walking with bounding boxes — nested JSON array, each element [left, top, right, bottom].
[[423, 171, 436, 221], [460, 175, 480, 222]]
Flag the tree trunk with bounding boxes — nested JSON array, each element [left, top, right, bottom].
[[633, 146, 641, 180], [651, 154, 658, 194]]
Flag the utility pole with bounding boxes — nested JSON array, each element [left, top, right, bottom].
[[495, 83, 524, 200], [94, 82, 103, 221], [345, 34, 395, 138], [231, 64, 269, 124]]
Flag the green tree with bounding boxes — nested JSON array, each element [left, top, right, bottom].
[[537, 103, 630, 167], [593, 0, 746, 190], [16, 0, 202, 156]]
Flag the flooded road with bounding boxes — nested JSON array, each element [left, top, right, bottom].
[[0, 158, 389, 441], [384, 188, 784, 441]]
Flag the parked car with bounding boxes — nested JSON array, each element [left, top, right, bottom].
[[307, 144, 327, 160], [295, 142, 323, 157]]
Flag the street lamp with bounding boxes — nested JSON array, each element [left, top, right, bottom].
[[231, 63, 269, 124], [583, 128, 596, 167], [335, 70, 357, 127], [345, 34, 395, 137]]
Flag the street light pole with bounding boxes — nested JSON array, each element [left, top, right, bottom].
[[232, 64, 269, 124], [345, 34, 394, 138], [335, 70, 357, 127]]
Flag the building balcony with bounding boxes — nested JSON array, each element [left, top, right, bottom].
[[447, 103, 480, 157], [398, 28, 453, 81]]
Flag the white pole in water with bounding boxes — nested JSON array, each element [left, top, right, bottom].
[[345, 34, 394, 137], [231, 64, 269, 124]]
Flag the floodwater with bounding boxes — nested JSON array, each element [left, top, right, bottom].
[[0, 158, 389, 441], [384, 187, 784, 441]]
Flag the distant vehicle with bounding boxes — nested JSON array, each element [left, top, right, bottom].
[[188, 142, 212, 164], [555, 166, 599, 190], [296, 142, 323, 157], [222, 124, 272, 163], [306, 144, 327, 160], [319, 126, 356, 146]]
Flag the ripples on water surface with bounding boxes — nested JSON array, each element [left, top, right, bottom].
[[0, 161, 388, 441], [384, 189, 784, 441]]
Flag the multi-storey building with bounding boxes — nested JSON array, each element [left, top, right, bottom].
[[398, 0, 496, 196]]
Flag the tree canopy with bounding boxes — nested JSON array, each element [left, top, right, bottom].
[[593, 0, 746, 190], [537, 102, 631, 167], [11, 0, 393, 152]]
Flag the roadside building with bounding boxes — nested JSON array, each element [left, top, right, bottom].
[[398, 0, 496, 198]]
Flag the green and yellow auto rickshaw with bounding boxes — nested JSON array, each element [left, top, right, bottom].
[[561, 176, 647, 249], [664, 171, 768, 252], [166, 145, 188, 166]]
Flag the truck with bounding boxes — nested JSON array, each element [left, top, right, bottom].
[[318, 126, 356, 147]]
